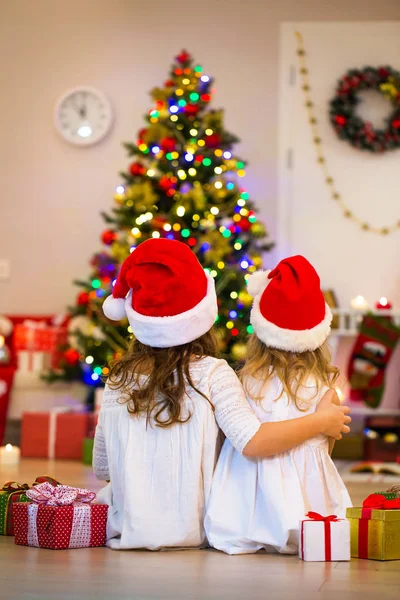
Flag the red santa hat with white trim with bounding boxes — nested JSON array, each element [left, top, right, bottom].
[[247, 255, 332, 353], [102, 238, 217, 348]]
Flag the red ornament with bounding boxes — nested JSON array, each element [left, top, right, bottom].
[[176, 50, 191, 64], [205, 133, 222, 148], [159, 176, 177, 192], [174, 68, 183, 76], [184, 103, 200, 116], [165, 79, 174, 87], [201, 94, 211, 103], [160, 137, 177, 152], [129, 162, 146, 176], [379, 67, 389, 79], [137, 128, 148, 144], [334, 115, 346, 126], [236, 218, 251, 232], [64, 348, 80, 366], [392, 119, 400, 129], [101, 230, 117, 246], [77, 292, 89, 306], [194, 155, 203, 163]]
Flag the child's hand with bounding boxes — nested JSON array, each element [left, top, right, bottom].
[[316, 389, 351, 440]]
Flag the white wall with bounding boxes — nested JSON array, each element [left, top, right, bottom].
[[278, 22, 400, 309], [1, 0, 400, 314]]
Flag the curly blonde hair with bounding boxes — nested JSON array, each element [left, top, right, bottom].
[[239, 335, 339, 410]]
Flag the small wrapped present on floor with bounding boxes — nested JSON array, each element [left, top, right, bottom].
[[347, 486, 400, 560], [21, 410, 90, 460], [82, 438, 94, 466], [14, 481, 108, 549], [299, 511, 350, 562], [0, 476, 59, 536]]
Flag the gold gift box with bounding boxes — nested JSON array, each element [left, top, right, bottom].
[[347, 507, 400, 560]]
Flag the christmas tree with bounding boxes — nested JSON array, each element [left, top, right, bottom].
[[50, 50, 272, 386]]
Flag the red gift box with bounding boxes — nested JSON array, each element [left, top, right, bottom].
[[21, 412, 90, 460], [14, 321, 67, 369], [14, 483, 108, 549]]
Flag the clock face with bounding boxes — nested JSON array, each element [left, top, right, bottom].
[[54, 86, 113, 146]]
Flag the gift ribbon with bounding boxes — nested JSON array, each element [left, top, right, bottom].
[[2, 482, 29, 493], [26, 481, 96, 506], [301, 512, 339, 561]]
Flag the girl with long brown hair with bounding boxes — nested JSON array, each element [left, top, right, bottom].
[[206, 256, 352, 555], [93, 241, 351, 550]]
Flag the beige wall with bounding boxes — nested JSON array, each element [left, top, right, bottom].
[[1, 0, 399, 314]]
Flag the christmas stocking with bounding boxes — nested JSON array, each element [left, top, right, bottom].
[[347, 315, 400, 408]]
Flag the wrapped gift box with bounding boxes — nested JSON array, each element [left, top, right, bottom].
[[299, 512, 350, 562], [347, 490, 400, 560], [14, 482, 108, 550], [82, 438, 94, 466], [14, 321, 67, 372], [0, 477, 59, 536], [21, 412, 90, 460]]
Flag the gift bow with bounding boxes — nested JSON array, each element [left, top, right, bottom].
[[305, 511, 339, 522], [2, 481, 29, 493], [26, 482, 96, 506], [363, 494, 400, 510], [302, 512, 341, 561]]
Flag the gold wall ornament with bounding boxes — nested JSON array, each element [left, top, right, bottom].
[[294, 31, 400, 236]]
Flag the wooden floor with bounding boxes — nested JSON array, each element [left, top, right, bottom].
[[1, 460, 399, 600]]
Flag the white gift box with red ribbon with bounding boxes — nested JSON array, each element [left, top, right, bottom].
[[299, 512, 350, 562]]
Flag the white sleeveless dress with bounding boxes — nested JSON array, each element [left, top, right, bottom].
[[205, 375, 352, 555], [93, 357, 261, 550]]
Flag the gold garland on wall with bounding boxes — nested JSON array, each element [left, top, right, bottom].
[[295, 31, 400, 236]]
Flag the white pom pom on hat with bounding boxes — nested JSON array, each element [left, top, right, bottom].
[[103, 295, 127, 321], [247, 270, 271, 298]]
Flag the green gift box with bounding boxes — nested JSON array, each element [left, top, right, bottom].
[[0, 476, 60, 535], [82, 438, 94, 466]]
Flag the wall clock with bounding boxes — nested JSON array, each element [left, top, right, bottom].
[[54, 86, 113, 146]]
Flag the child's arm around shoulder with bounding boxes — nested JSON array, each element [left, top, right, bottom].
[[209, 360, 351, 458]]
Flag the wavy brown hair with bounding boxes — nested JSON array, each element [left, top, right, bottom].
[[106, 329, 219, 427], [239, 335, 339, 410]]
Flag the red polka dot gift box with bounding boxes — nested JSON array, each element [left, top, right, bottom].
[[13, 482, 108, 550]]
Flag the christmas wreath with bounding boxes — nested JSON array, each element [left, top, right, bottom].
[[329, 66, 400, 153]]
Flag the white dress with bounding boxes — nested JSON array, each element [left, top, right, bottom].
[[93, 357, 261, 550], [205, 375, 352, 555]]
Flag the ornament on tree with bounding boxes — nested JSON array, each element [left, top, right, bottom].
[[63, 348, 80, 366], [129, 162, 146, 177], [347, 315, 400, 408], [204, 133, 221, 149], [160, 137, 176, 153], [159, 176, 177, 192], [184, 104, 200, 116], [77, 292, 90, 306], [176, 50, 191, 65], [101, 230, 117, 246], [231, 342, 247, 362]]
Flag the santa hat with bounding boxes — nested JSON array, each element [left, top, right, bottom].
[[247, 255, 332, 353], [103, 238, 217, 348]]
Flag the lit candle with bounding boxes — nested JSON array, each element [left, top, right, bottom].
[[375, 297, 392, 310], [0, 444, 21, 466], [350, 295, 368, 311]]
